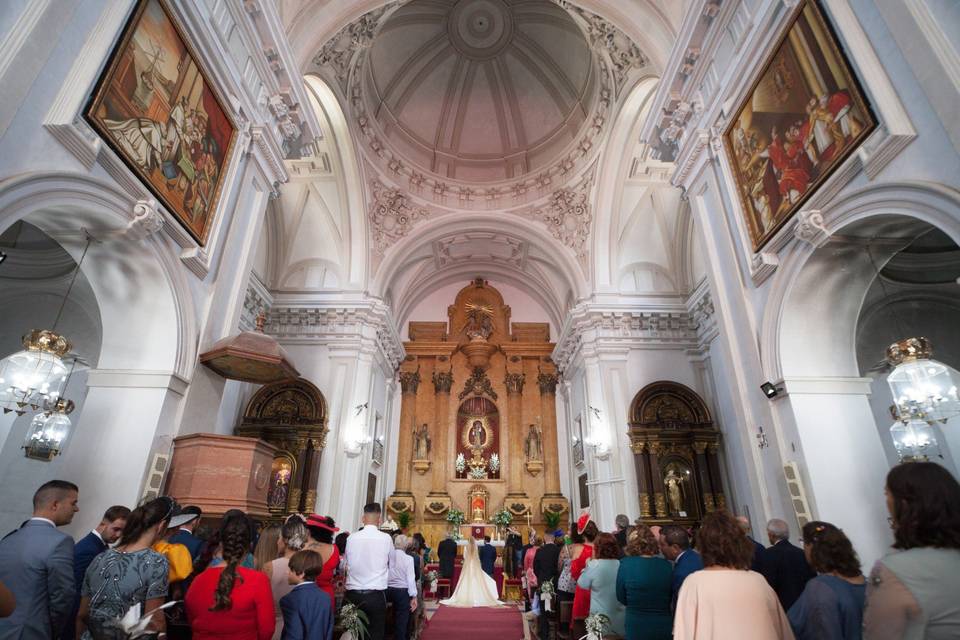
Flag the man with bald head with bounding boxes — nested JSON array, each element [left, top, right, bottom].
[[758, 517, 815, 610], [735, 515, 765, 572]]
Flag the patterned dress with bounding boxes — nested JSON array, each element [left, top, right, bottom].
[[82, 548, 169, 640]]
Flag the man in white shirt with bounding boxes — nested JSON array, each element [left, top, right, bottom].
[[386, 535, 418, 640], [344, 502, 394, 640]]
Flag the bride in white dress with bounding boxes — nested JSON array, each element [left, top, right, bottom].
[[440, 537, 502, 607]]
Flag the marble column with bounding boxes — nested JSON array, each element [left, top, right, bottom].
[[706, 443, 726, 510], [430, 369, 453, 494], [693, 442, 715, 513], [538, 372, 562, 496], [395, 370, 420, 494], [631, 442, 653, 518], [505, 372, 526, 495], [647, 442, 667, 518]]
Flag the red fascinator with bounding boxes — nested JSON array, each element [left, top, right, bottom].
[[576, 509, 593, 535], [305, 514, 340, 533]]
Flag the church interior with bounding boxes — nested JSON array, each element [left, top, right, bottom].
[[0, 0, 959, 636]]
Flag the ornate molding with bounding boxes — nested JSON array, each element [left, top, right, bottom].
[[399, 370, 421, 395], [458, 367, 498, 401], [537, 372, 559, 396], [504, 372, 525, 395], [525, 183, 593, 263], [368, 179, 431, 254], [432, 370, 454, 394], [793, 208, 830, 245], [124, 198, 165, 241]]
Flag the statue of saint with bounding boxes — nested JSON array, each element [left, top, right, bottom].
[[413, 423, 431, 459], [470, 420, 486, 449], [525, 424, 542, 461], [664, 468, 685, 514]]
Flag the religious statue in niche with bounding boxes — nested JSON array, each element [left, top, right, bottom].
[[525, 423, 544, 476], [470, 420, 487, 449], [663, 464, 691, 516], [413, 423, 431, 459], [267, 457, 293, 511], [469, 484, 488, 523]]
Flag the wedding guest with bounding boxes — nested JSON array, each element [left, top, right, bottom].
[[280, 550, 333, 640], [571, 512, 599, 625], [737, 515, 766, 572], [387, 535, 418, 640], [673, 511, 792, 640], [524, 535, 542, 600], [304, 515, 340, 607], [788, 521, 864, 640], [413, 532, 431, 564], [344, 503, 393, 640], [254, 524, 282, 571], [659, 524, 703, 611], [505, 528, 522, 577], [556, 524, 583, 609], [577, 533, 626, 636], [77, 497, 172, 640], [0, 480, 79, 640], [617, 525, 672, 640], [864, 462, 960, 639], [186, 513, 275, 640], [265, 515, 308, 640], [335, 532, 349, 559], [535, 531, 563, 639], [152, 505, 197, 584], [761, 518, 815, 611], [62, 505, 130, 640], [437, 533, 458, 581], [168, 506, 205, 560], [614, 514, 631, 551]]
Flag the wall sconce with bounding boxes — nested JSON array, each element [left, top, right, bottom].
[[585, 406, 610, 460], [344, 402, 371, 457], [756, 426, 769, 449]]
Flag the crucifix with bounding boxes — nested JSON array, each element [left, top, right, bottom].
[[524, 511, 533, 534]]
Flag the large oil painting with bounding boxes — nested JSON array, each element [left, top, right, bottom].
[[86, 0, 235, 245], [724, 0, 875, 251]]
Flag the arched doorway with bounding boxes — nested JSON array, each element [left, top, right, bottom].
[[627, 381, 724, 525], [236, 378, 328, 516]]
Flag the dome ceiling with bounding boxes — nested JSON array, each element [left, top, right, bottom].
[[363, 0, 597, 182]]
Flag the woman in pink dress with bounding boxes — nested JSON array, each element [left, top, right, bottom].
[[304, 514, 340, 606], [524, 534, 541, 600], [674, 511, 793, 640]]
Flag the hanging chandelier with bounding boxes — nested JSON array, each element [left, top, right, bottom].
[[886, 337, 960, 423], [0, 330, 71, 415], [23, 397, 75, 460], [889, 417, 941, 463]]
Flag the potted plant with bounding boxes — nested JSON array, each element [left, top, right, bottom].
[[543, 510, 562, 531], [446, 507, 465, 539], [491, 507, 512, 540], [397, 510, 412, 533]]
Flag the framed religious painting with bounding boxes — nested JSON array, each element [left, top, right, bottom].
[[723, 0, 876, 251], [85, 0, 236, 245]]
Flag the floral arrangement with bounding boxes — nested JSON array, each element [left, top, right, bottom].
[[337, 603, 370, 640], [424, 570, 438, 594], [397, 510, 412, 531], [544, 510, 562, 530], [579, 613, 611, 640], [455, 452, 466, 474], [446, 507, 465, 527], [491, 508, 512, 528], [468, 466, 487, 479], [539, 581, 556, 612], [489, 453, 500, 473]]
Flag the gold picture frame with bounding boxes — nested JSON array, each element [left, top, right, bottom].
[[723, 0, 876, 251], [85, 0, 237, 245]]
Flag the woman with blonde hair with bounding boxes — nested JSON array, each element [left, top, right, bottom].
[[253, 524, 281, 570], [264, 515, 308, 640]]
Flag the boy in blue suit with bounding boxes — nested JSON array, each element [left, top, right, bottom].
[[281, 550, 334, 640]]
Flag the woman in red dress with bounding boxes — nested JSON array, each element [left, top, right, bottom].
[[186, 513, 275, 640], [305, 514, 340, 606], [571, 511, 599, 624]]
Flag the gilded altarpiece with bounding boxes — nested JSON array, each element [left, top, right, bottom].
[[236, 378, 329, 517], [388, 279, 569, 547], [627, 381, 726, 526]]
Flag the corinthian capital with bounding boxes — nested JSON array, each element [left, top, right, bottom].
[[504, 373, 525, 395], [432, 370, 454, 394], [537, 372, 559, 395], [399, 370, 421, 395]]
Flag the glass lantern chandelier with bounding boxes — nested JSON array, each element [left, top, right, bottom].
[[23, 397, 75, 460], [889, 418, 941, 462], [886, 337, 960, 423], [0, 329, 71, 415]]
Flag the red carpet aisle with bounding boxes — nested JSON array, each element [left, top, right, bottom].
[[421, 605, 524, 640]]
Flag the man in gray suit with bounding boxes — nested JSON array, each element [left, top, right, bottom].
[[0, 480, 79, 640]]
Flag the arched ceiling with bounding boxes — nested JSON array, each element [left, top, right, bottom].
[[364, 0, 596, 182]]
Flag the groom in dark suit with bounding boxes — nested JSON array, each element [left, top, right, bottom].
[[438, 533, 458, 580], [478, 536, 497, 576]]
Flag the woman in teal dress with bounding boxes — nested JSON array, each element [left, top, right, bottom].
[[616, 525, 673, 640], [577, 533, 626, 637]]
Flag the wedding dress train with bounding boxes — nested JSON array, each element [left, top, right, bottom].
[[440, 538, 502, 607]]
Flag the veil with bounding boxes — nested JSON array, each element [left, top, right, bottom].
[[440, 538, 502, 608]]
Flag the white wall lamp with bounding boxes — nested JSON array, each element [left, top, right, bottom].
[[344, 401, 372, 457], [585, 405, 611, 460]]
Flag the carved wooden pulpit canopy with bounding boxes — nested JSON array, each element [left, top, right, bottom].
[[627, 381, 726, 524], [235, 377, 328, 516]]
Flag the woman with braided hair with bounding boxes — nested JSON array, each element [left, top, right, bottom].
[[185, 513, 275, 640]]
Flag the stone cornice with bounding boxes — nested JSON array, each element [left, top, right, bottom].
[[553, 303, 700, 371], [264, 298, 405, 372]]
